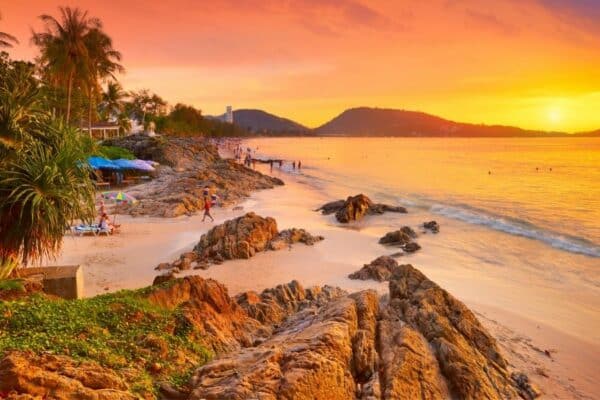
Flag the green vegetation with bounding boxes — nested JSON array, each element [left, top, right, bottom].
[[0, 53, 96, 279], [154, 103, 249, 137], [0, 279, 24, 292], [0, 286, 212, 395], [96, 145, 135, 160]]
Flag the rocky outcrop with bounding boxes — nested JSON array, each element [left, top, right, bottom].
[[317, 194, 407, 223], [187, 291, 380, 400], [194, 212, 278, 261], [155, 214, 325, 274], [384, 264, 538, 399], [105, 136, 283, 217], [268, 228, 324, 251], [424, 220, 440, 233], [2, 270, 537, 400], [0, 352, 135, 399], [236, 280, 346, 325], [152, 213, 323, 268], [183, 265, 537, 400], [379, 227, 421, 253], [348, 256, 403, 282]]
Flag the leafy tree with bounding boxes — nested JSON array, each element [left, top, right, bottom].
[[32, 7, 100, 122], [99, 81, 127, 119], [128, 89, 167, 128], [0, 57, 95, 278], [82, 27, 124, 135]]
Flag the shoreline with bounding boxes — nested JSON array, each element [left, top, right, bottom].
[[48, 150, 599, 399]]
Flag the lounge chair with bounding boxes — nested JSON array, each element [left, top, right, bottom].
[[72, 224, 99, 236]]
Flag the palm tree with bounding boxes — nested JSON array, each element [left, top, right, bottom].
[[0, 13, 18, 48], [0, 63, 95, 278], [0, 124, 95, 277], [99, 81, 126, 119], [83, 27, 124, 136], [31, 7, 100, 122]]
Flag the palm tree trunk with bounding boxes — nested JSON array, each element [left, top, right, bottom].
[[0, 255, 19, 280], [88, 87, 93, 138], [66, 70, 74, 123]]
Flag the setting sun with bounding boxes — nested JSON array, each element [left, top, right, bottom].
[[548, 108, 562, 124]]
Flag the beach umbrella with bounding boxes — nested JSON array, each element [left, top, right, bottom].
[[101, 191, 137, 224], [102, 191, 137, 204], [88, 156, 121, 170]]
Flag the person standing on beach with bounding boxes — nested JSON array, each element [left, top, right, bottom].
[[298, 161, 302, 170], [202, 196, 214, 222], [292, 161, 296, 170]]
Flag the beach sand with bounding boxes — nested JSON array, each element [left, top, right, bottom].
[[50, 166, 599, 400]]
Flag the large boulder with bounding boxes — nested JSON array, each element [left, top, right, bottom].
[[317, 194, 407, 223], [0, 352, 135, 400], [348, 256, 403, 282], [194, 212, 279, 261], [188, 265, 539, 400], [188, 213, 323, 265], [187, 291, 380, 400], [184, 266, 537, 400]]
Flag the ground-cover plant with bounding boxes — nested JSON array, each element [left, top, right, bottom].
[[0, 285, 212, 396]]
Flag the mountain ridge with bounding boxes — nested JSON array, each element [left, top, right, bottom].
[[214, 107, 599, 137]]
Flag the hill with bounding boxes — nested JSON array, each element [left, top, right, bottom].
[[315, 107, 569, 137], [212, 109, 309, 135]]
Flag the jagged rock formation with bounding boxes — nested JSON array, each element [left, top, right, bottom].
[[184, 265, 538, 400], [424, 220, 440, 233], [0, 270, 538, 400], [317, 194, 406, 223], [0, 352, 135, 399], [348, 256, 405, 282], [189, 213, 323, 264], [379, 227, 421, 253], [154, 214, 324, 277], [104, 136, 283, 217]]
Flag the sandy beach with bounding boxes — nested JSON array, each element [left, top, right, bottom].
[[48, 159, 599, 400]]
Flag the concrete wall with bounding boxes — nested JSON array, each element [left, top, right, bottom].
[[21, 265, 84, 300]]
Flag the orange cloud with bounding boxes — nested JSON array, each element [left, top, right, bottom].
[[1, 0, 599, 131]]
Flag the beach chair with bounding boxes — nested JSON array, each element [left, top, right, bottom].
[[94, 170, 111, 190], [72, 224, 99, 236]]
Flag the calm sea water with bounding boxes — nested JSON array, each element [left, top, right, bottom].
[[244, 137, 600, 257]]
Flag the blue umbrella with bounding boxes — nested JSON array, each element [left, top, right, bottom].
[[88, 156, 120, 170]]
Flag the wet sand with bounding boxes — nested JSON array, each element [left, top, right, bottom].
[[50, 165, 599, 399]]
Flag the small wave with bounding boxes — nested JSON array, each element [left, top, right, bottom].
[[431, 204, 600, 258]]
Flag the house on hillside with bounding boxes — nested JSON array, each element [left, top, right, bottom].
[[80, 122, 121, 140]]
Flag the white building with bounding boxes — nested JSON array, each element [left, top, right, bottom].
[[225, 106, 234, 124]]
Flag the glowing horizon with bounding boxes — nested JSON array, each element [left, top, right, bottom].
[[2, 0, 600, 132]]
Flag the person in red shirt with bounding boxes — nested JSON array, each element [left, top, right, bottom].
[[202, 196, 214, 222]]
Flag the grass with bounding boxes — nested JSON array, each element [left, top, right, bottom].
[[0, 279, 24, 292], [0, 286, 212, 396], [96, 145, 135, 160]]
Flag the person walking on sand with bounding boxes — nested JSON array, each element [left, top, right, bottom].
[[202, 196, 214, 222]]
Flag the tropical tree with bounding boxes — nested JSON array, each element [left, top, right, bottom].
[[0, 12, 18, 48], [0, 58, 95, 278], [99, 81, 127, 120], [0, 126, 95, 278], [82, 27, 124, 135], [0, 58, 45, 156], [128, 89, 167, 128], [31, 7, 100, 122]]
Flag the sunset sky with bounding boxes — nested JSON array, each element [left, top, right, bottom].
[[2, 0, 600, 132]]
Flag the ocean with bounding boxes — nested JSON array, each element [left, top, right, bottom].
[[244, 137, 600, 258]]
